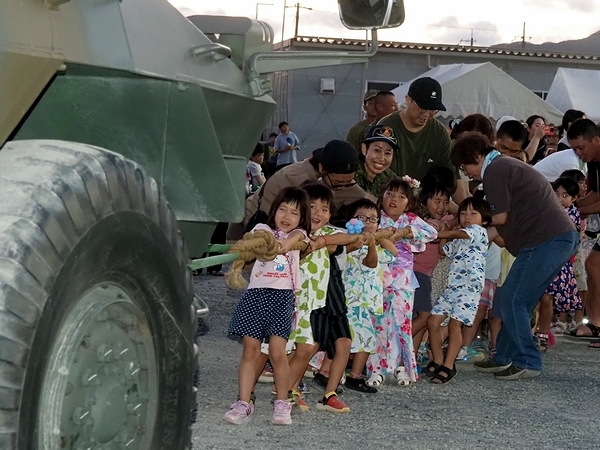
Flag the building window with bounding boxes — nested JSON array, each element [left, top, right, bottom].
[[533, 90, 548, 100], [320, 78, 336, 94]]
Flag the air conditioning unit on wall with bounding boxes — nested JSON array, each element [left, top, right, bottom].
[[320, 78, 335, 94]]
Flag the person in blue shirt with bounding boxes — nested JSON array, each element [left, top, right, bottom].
[[274, 122, 300, 171]]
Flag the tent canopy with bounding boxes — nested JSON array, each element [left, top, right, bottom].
[[392, 62, 563, 124], [546, 68, 600, 121]]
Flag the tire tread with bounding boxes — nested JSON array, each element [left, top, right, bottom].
[[0, 140, 195, 448]]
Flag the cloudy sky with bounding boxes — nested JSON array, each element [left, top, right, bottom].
[[168, 0, 600, 47]]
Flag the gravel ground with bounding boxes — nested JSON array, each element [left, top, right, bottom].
[[191, 272, 599, 450]]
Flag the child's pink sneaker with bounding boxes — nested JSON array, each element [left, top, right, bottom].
[[272, 400, 292, 425], [223, 400, 253, 425]]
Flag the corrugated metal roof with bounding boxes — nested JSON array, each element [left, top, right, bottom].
[[293, 36, 600, 61]]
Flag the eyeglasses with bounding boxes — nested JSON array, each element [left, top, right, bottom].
[[326, 174, 356, 190], [409, 98, 438, 115], [416, 105, 438, 115], [354, 215, 379, 223]]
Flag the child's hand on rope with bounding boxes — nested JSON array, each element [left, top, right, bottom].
[[309, 235, 327, 252], [362, 231, 376, 246], [225, 230, 306, 289], [391, 227, 406, 242]]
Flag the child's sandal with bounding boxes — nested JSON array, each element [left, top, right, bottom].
[[344, 376, 378, 393], [430, 365, 456, 384], [394, 366, 411, 386], [535, 332, 549, 352], [423, 361, 440, 378], [552, 321, 568, 334], [366, 373, 384, 387]]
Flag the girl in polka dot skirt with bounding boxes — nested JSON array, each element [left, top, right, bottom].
[[224, 187, 310, 426]]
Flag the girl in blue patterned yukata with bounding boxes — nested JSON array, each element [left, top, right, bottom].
[[367, 177, 438, 387], [342, 198, 401, 393], [426, 197, 492, 384]]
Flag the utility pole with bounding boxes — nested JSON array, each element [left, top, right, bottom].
[[459, 29, 476, 47], [293, 3, 313, 38], [515, 22, 531, 49], [281, 0, 287, 48]]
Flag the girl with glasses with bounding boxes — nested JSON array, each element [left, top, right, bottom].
[[342, 199, 401, 393]]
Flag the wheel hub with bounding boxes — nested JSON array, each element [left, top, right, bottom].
[[38, 284, 158, 450]]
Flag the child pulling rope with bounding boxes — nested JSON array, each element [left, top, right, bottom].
[[226, 228, 399, 289]]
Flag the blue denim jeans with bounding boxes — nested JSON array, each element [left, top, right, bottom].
[[492, 231, 579, 371]]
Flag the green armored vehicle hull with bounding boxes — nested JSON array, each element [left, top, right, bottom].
[[0, 0, 403, 448]]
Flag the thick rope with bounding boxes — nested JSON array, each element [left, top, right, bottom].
[[374, 228, 395, 244], [226, 229, 395, 289], [226, 230, 308, 289]]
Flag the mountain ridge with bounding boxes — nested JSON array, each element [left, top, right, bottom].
[[491, 30, 600, 55]]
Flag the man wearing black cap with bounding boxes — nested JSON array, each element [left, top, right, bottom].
[[346, 89, 378, 152], [239, 140, 373, 237], [378, 77, 468, 202]]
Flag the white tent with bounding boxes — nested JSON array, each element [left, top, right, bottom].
[[392, 62, 562, 124], [546, 68, 600, 121]]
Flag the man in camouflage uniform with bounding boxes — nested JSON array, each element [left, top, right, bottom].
[[346, 89, 378, 153]]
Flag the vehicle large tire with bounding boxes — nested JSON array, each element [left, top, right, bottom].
[[0, 140, 197, 449]]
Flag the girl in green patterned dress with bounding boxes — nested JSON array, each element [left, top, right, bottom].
[[287, 183, 365, 411]]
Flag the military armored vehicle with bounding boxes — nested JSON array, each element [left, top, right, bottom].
[[0, 0, 403, 448]]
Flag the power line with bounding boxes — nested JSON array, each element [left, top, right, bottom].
[[294, 9, 511, 37], [426, 23, 498, 33], [278, 8, 565, 46]]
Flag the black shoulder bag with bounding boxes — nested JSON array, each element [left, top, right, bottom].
[[244, 183, 269, 233]]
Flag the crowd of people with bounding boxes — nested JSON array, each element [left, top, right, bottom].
[[216, 77, 600, 426]]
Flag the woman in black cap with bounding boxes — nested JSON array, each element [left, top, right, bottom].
[[355, 124, 399, 197]]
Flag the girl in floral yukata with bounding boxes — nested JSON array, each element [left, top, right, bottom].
[[342, 198, 400, 393], [367, 177, 438, 387], [540, 176, 583, 344]]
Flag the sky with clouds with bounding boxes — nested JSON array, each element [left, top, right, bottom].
[[168, 0, 600, 47]]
